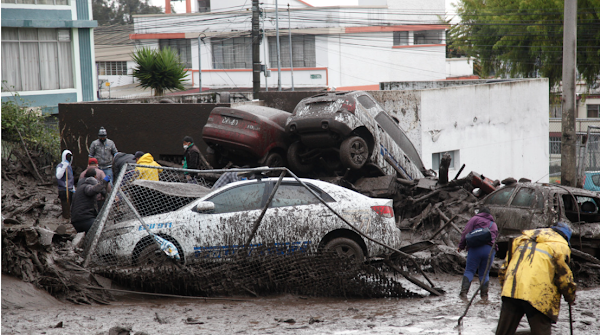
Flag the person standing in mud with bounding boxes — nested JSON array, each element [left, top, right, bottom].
[[79, 158, 112, 210], [495, 223, 576, 335], [89, 127, 118, 182], [70, 169, 110, 233], [457, 206, 498, 300], [182, 136, 201, 183], [55, 150, 75, 219]]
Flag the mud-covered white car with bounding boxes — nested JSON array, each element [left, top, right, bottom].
[[95, 178, 400, 266], [285, 91, 429, 180]]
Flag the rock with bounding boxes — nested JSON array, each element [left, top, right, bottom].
[[72, 232, 85, 248], [108, 325, 132, 335], [36, 227, 55, 246]]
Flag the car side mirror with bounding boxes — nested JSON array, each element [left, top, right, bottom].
[[196, 201, 215, 212]]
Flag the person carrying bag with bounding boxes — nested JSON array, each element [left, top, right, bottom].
[[457, 207, 499, 300]]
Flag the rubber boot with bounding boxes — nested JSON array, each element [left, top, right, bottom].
[[480, 281, 489, 301], [459, 276, 471, 300]]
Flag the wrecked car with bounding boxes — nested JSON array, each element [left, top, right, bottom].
[[481, 181, 600, 258], [95, 178, 400, 266], [285, 91, 430, 180], [202, 105, 290, 168]]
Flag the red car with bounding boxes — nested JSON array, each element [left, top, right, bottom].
[[202, 105, 290, 168]]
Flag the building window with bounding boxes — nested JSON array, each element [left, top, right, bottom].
[[212, 37, 252, 69], [587, 104, 599, 118], [197, 0, 210, 12], [393, 31, 408, 46], [159, 39, 192, 68], [414, 30, 443, 45], [432, 150, 459, 170], [1, 0, 69, 4], [97, 61, 128, 76], [1, 28, 74, 91], [268, 35, 315, 68]]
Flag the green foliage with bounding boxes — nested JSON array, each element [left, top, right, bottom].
[[1, 96, 60, 162], [449, 0, 600, 89], [132, 47, 189, 96], [93, 0, 163, 26]]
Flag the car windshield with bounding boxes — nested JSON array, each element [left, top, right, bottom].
[[485, 186, 516, 205], [207, 182, 266, 214], [374, 112, 426, 172]]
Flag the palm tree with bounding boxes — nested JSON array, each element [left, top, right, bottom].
[[131, 47, 189, 96]]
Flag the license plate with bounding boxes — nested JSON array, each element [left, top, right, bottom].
[[221, 116, 239, 126]]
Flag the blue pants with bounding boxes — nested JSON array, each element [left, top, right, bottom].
[[100, 167, 113, 185], [464, 244, 495, 284]]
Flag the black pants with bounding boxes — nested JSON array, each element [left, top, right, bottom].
[[58, 191, 71, 219], [496, 297, 552, 335], [71, 217, 96, 234]]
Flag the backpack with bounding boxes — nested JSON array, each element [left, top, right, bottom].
[[466, 221, 494, 248]]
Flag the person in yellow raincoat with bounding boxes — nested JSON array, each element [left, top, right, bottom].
[[134, 151, 163, 181], [495, 223, 576, 335]]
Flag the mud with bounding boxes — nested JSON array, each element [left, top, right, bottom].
[[3, 274, 600, 335]]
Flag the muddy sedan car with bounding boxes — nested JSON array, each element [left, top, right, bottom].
[[95, 178, 400, 266], [481, 181, 600, 258], [285, 91, 429, 179]]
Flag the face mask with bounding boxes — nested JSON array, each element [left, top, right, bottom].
[[99, 138, 106, 142], [183, 144, 189, 150]]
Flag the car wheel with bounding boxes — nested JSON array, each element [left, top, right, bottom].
[[134, 236, 183, 267], [287, 141, 314, 175], [324, 237, 365, 263], [340, 136, 369, 170], [264, 152, 285, 167]]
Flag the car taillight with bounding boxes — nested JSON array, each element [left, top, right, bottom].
[[371, 205, 393, 218]]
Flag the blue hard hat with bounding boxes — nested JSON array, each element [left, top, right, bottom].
[[551, 222, 572, 243]]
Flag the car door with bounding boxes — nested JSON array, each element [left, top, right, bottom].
[[257, 181, 339, 254], [189, 181, 268, 260]]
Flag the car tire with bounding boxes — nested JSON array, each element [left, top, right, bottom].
[[264, 152, 285, 167], [134, 236, 184, 267], [324, 237, 365, 263], [287, 141, 314, 175], [340, 136, 369, 170]]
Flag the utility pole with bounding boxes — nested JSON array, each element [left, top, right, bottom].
[[262, 10, 268, 91], [276, 0, 282, 91], [561, 0, 577, 186], [252, 0, 260, 98], [288, 4, 294, 91], [197, 35, 202, 93]]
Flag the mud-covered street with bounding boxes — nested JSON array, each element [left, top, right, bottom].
[[3, 273, 600, 335]]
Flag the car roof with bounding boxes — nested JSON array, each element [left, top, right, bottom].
[[489, 182, 600, 197]]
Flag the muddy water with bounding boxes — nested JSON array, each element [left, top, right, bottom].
[[2, 274, 599, 334]]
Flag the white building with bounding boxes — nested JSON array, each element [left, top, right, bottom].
[[95, 25, 136, 89], [131, 0, 448, 90], [375, 78, 550, 182]]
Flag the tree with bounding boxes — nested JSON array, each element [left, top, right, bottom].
[[93, 0, 163, 26], [449, 0, 600, 89], [131, 47, 189, 96]]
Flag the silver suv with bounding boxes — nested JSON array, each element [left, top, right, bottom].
[[285, 91, 430, 180]]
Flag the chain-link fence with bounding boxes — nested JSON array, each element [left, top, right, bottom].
[[81, 164, 438, 298]]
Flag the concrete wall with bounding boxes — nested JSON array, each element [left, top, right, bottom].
[[446, 58, 474, 78], [58, 103, 229, 172], [375, 79, 550, 182]]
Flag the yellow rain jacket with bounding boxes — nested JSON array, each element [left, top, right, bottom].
[[135, 153, 163, 181], [499, 228, 576, 322]]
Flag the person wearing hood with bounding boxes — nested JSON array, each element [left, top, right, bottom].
[[134, 151, 162, 181], [79, 158, 112, 210], [55, 150, 75, 219], [457, 206, 498, 300], [89, 127, 118, 181], [70, 168, 110, 233], [495, 223, 576, 335], [182, 136, 201, 183], [112, 152, 136, 178]]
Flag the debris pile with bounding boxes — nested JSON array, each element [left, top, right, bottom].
[[1, 227, 112, 304]]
